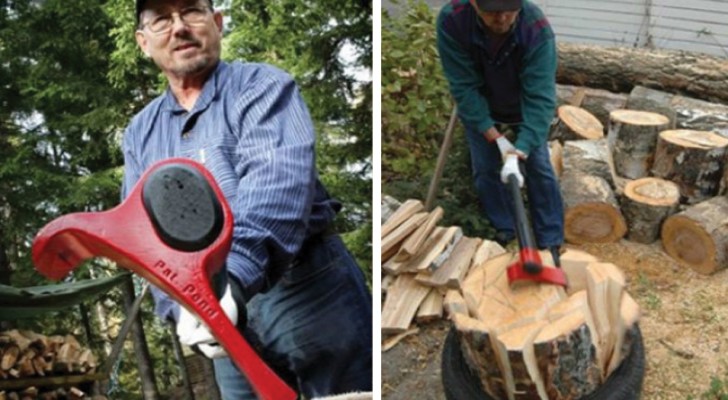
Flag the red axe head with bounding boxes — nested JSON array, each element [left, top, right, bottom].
[[32, 158, 296, 400]]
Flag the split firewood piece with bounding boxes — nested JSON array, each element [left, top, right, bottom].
[[661, 196, 728, 274], [608, 109, 670, 179], [394, 207, 444, 261], [549, 140, 563, 178], [381, 199, 423, 238], [562, 139, 615, 188], [554, 105, 604, 142], [428, 228, 464, 271], [533, 311, 602, 400], [381, 195, 403, 224], [491, 320, 549, 400], [0, 345, 19, 371], [381, 211, 428, 261], [381, 274, 431, 334], [561, 172, 627, 244], [470, 240, 506, 270], [415, 289, 443, 323], [651, 130, 728, 204], [452, 314, 510, 400], [415, 236, 481, 289], [621, 178, 680, 243], [1, 331, 31, 353], [443, 289, 468, 318], [382, 328, 419, 352], [384, 226, 462, 275], [381, 274, 394, 295], [559, 249, 598, 295], [607, 292, 641, 376], [585, 262, 626, 377]]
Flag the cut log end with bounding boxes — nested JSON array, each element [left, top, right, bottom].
[[658, 129, 728, 150], [609, 109, 670, 126], [557, 105, 604, 140], [661, 215, 716, 274], [624, 178, 680, 207], [565, 203, 627, 244]]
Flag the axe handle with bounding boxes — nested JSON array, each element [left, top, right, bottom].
[[507, 174, 542, 275]]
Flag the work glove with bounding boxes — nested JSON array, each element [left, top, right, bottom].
[[494, 135, 516, 157], [176, 276, 246, 359], [501, 153, 524, 188]]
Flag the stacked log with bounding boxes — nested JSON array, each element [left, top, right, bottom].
[[608, 110, 671, 179], [552, 105, 604, 142], [651, 130, 728, 204], [562, 139, 615, 188], [561, 172, 627, 244], [621, 178, 680, 244], [0, 386, 102, 400], [661, 196, 728, 275]]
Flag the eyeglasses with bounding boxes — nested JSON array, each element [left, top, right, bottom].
[[139, 6, 212, 34]]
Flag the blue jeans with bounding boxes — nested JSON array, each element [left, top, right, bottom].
[[212, 234, 372, 399], [465, 126, 564, 248]]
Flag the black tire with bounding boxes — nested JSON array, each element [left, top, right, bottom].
[[442, 325, 645, 400]]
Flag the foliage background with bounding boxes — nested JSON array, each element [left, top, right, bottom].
[[382, 0, 494, 238], [0, 0, 371, 397]]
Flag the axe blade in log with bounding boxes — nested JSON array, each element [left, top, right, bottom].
[[32, 158, 297, 400]]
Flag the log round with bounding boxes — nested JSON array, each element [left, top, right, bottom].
[[554, 105, 604, 142], [562, 139, 614, 188], [608, 110, 671, 179], [621, 178, 680, 244], [452, 250, 640, 400], [561, 172, 627, 244], [651, 130, 728, 204], [661, 196, 728, 275]]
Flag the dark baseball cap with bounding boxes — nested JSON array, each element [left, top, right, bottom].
[[475, 0, 522, 12], [136, 0, 214, 23]]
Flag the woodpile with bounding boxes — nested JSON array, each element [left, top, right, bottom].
[[381, 198, 641, 399], [0, 330, 102, 400], [552, 83, 728, 274]]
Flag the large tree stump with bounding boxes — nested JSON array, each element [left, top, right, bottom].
[[561, 172, 627, 244], [451, 250, 640, 400], [552, 105, 604, 142], [621, 178, 680, 244], [562, 139, 615, 188], [661, 196, 728, 274], [608, 110, 671, 179], [556, 43, 728, 105], [651, 130, 728, 204]]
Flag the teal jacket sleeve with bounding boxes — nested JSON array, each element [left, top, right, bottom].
[[437, 12, 494, 134], [515, 37, 557, 156]]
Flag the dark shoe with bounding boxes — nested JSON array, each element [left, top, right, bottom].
[[494, 231, 514, 247]]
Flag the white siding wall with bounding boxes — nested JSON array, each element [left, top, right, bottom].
[[533, 0, 728, 57]]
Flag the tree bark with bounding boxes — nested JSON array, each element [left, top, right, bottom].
[[661, 196, 728, 275], [651, 130, 728, 204], [562, 139, 615, 188], [120, 277, 160, 400], [621, 178, 680, 244], [557, 43, 728, 105]]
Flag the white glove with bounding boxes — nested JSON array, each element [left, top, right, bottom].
[[501, 153, 524, 188], [494, 135, 516, 157], [176, 284, 239, 359]]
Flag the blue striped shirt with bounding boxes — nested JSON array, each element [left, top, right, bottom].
[[121, 61, 340, 321]]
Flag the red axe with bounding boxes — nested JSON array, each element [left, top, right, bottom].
[[32, 158, 297, 400]]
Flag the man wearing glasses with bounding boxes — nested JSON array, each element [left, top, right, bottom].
[[436, 0, 564, 265], [123, 1, 373, 398]]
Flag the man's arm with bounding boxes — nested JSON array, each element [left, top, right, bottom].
[[436, 11, 495, 135], [227, 69, 318, 300], [514, 37, 557, 156]]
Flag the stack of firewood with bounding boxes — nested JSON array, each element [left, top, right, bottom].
[[0, 386, 103, 400], [0, 330, 102, 400], [551, 84, 728, 274], [381, 197, 641, 398]]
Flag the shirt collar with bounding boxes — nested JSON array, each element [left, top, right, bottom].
[[161, 61, 229, 114]]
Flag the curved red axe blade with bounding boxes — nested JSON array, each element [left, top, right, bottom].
[[32, 158, 296, 400]]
